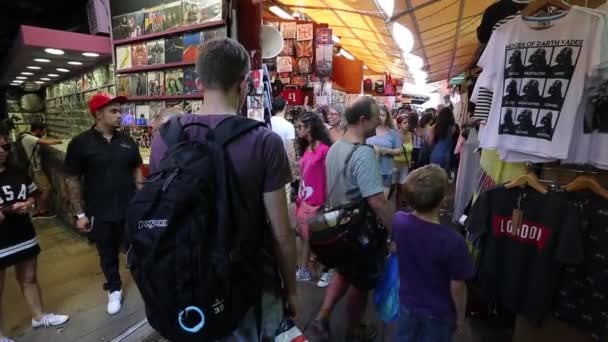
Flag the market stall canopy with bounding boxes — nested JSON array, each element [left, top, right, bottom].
[[273, 0, 495, 82]]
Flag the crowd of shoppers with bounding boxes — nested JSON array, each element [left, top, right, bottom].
[[0, 37, 472, 342]]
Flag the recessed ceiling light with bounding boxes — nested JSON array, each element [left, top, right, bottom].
[[16, 76, 27, 79], [82, 52, 99, 57], [47, 73, 59, 77], [44, 48, 64, 55], [34, 81, 44, 84], [68, 61, 83, 65], [27, 66, 41, 70], [56, 68, 70, 72], [363, 65, 369, 70], [12, 80, 24, 83], [332, 35, 341, 43], [21, 72, 34, 75], [40, 77, 51, 81], [34, 58, 51, 63], [10, 83, 21, 86]]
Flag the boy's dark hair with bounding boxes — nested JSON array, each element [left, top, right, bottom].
[[272, 97, 287, 115], [196, 38, 250, 91], [30, 121, 48, 133], [344, 96, 378, 125], [403, 165, 447, 213]]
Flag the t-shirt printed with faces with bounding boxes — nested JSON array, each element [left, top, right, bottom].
[[477, 7, 607, 160]]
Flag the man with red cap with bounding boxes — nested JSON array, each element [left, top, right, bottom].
[[64, 93, 143, 315]]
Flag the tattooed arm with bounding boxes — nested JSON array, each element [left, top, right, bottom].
[[65, 175, 91, 233]]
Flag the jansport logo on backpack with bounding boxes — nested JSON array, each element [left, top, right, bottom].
[[126, 116, 265, 341]]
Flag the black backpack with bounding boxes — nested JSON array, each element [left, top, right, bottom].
[[126, 116, 266, 341], [12, 133, 36, 177]]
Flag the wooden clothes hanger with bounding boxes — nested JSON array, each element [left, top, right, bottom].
[[564, 175, 608, 199], [505, 172, 549, 194], [521, 0, 571, 16]]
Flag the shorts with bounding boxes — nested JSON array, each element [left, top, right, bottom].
[[217, 291, 283, 342], [32, 170, 51, 192], [392, 305, 454, 342]]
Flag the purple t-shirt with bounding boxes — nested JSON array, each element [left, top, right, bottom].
[[150, 114, 292, 291], [392, 212, 475, 325]]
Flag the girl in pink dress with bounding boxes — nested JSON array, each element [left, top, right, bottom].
[[294, 112, 332, 282]]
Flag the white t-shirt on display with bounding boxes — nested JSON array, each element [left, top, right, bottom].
[[270, 115, 296, 150], [478, 7, 606, 160]]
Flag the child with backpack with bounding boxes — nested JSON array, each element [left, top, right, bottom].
[[392, 165, 474, 341]]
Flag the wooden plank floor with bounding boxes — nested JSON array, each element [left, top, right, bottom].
[[6, 218, 513, 342], [4, 218, 146, 342]]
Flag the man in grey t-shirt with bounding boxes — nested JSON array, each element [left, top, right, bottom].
[[309, 96, 394, 342]]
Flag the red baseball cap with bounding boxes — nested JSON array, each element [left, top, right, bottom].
[[89, 93, 127, 114]]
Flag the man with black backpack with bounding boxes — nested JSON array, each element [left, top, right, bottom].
[[144, 38, 297, 341], [308, 96, 394, 342]]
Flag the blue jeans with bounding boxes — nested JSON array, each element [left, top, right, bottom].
[[392, 305, 453, 342]]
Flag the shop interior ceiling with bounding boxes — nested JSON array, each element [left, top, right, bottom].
[[0, 0, 91, 87], [271, 0, 495, 82]]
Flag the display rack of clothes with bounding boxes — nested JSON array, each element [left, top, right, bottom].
[[466, 168, 608, 341]]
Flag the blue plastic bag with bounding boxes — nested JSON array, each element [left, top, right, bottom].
[[374, 253, 400, 322]]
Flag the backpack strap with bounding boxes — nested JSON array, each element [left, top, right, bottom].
[[159, 117, 185, 148], [213, 116, 264, 147]]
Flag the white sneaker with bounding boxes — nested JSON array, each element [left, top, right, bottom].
[[32, 313, 69, 328], [107, 290, 123, 315], [317, 271, 333, 288]]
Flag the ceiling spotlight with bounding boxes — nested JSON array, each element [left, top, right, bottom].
[[16, 76, 27, 80], [377, 0, 394, 17], [363, 65, 369, 70], [27, 66, 41, 70], [45, 48, 65, 55], [56, 68, 70, 72], [21, 72, 34, 75], [332, 35, 341, 43], [48, 73, 59, 77], [68, 61, 83, 65], [82, 52, 100, 57], [405, 54, 424, 70], [40, 77, 51, 81], [269, 6, 294, 20], [34, 58, 51, 63], [34, 81, 45, 84], [392, 23, 414, 54]]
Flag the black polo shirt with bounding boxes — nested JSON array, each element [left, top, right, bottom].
[[64, 128, 142, 221]]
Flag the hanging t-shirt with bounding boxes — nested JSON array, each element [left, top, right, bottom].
[[478, 7, 605, 160], [297, 143, 329, 207], [468, 186, 584, 323], [553, 191, 608, 342]]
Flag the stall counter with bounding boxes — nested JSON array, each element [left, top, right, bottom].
[[41, 140, 150, 226]]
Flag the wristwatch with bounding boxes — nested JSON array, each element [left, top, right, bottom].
[[74, 213, 86, 220]]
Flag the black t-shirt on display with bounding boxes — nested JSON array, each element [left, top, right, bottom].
[[553, 192, 608, 341], [64, 128, 142, 221], [468, 185, 584, 323], [477, 0, 526, 44]]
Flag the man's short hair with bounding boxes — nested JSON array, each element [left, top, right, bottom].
[[30, 121, 48, 132], [403, 165, 448, 213], [344, 96, 378, 125], [272, 97, 287, 115], [196, 38, 250, 91]]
